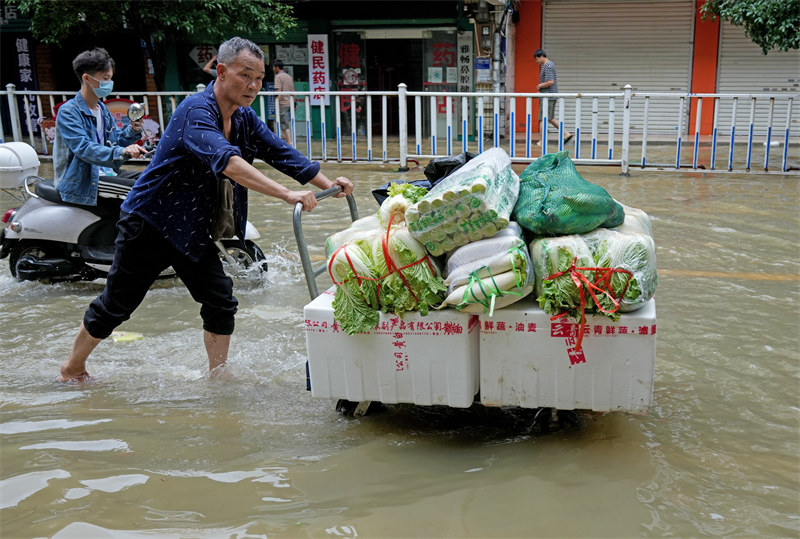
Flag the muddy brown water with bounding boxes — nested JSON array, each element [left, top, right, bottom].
[[1, 153, 798, 538]]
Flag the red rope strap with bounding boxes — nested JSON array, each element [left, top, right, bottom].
[[544, 257, 633, 351], [327, 213, 436, 305]]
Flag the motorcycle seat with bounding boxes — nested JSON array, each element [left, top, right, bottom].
[[98, 174, 137, 200], [35, 180, 123, 219]]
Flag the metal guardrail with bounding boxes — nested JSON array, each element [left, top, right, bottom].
[[2, 82, 797, 174]]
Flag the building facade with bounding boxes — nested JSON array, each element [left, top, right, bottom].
[[1, 0, 797, 139]]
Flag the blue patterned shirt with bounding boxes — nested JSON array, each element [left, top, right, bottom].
[[122, 82, 320, 261]]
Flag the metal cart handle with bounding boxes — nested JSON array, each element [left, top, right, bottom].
[[293, 185, 359, 300]]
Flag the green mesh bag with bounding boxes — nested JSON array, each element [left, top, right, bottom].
[[512, 151, 624, 235]]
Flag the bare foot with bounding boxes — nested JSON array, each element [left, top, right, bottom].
[[58, 361, 91, 382], [209, 363, 231, 381]]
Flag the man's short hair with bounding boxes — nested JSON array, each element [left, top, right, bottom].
[[534, 49, 547, 58], [217, 37, 264, 65], [272, 59, 284, 70], [72, 48, 115, 80]]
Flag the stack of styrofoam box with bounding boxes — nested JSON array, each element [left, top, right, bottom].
[[304, 287, 480, 407], [478, 297, 657, 413]]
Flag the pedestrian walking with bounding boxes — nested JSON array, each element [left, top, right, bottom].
[[535, 49, 573, 147]]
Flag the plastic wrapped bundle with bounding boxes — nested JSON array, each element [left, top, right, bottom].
[[325, 214, 381, 258], [583, 210, 657, 313], [406, 147, 520, 256], [530, 206, 657, 321], [437, 222, 533, 314], [513, 151, 624, 235], [444, 222, 526, 292], [530, 234, 596, 320]]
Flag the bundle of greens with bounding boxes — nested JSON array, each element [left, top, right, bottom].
[[326, 187, 448, 334], [406, 148, 520, 256], [378, 182, 428, 228], [530, 207, 657, 323], [370, 227, 446, 318], [328, 242, 381, 335]]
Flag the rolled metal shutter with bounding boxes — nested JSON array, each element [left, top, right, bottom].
[[716, 21, 800, 136], [543, 0, 694, 134]]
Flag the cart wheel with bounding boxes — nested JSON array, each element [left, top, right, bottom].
[[335, 399, 385, 418]]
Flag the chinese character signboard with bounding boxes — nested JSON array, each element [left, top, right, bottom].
[[457, 32, 473, 94], [10, 33, 40, 137], [307, 34, 330, 107], [189, 45, 218, 70]]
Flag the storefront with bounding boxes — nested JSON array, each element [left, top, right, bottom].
[[716, 21, 800, 135]]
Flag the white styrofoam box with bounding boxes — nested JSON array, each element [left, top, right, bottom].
[[479, 297, 656, 413], [304, 287, 480, 407], [0, 142, 40, 189]]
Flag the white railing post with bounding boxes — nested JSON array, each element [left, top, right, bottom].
[[621, 84, 631, 175], [430, 95, 437, 155], [711, 97, 719, 170], [675, 97, 685, 169], [591, 97, 599, 160], [641, 96, 650, 168], [746, 97, 756, 171], [335, 95, 342, 162], [6, 83, 22, 142], [446, 96, 453, 156], [574, 96, 582, 159], [493, 96, 500, 149], [607, 97, 616, 160], [275, 97, 282, 144], [478, 97, 485, 153], [541, 96, 548, 155], [525, 97, 532, 158], [693, 97, 702, 170], [509, 97, 516, 158], [728, 97, 737, 171], [557, 97, 565, 151], [350, 93, 357, 163], [414, 95, 422, 156], [291, 96, 297, 150], [381, 95, 388, 162], [764, 97, 774, 171], [367, 95, 373, 162], [462, 96, 469, 154], [783, 97, 793, 172], [398, 83, 408, 170], [305, 97, 312, 160]]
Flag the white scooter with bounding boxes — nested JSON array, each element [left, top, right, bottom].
[[0, 109, 267, 282]]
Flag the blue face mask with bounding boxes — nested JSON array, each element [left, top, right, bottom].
[[88, 74, 114, 99]]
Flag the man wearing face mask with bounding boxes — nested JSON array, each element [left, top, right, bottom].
[[53, 48, 148, 206]]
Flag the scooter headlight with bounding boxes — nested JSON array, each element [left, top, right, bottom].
[[10, 220, 22, 233]]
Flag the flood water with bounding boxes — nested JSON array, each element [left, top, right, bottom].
[[1, 153, 798, 538]]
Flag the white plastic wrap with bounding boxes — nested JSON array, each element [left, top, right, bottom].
[[530, 206, 657, 319], [405, 148, 521, 256], [437, 222, 533, 314]]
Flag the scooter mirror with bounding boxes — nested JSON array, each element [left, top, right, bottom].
[[127, 102, 145, 122]]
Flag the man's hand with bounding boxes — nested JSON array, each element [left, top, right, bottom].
[[123, 144, 148, 159], [285, 190, 318, 212], [331, 176, 354, 197]]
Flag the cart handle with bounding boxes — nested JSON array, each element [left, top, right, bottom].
[[293, 185, 359, 300]]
